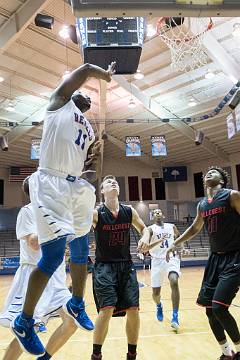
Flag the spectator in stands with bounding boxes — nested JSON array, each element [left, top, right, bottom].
[[91, 175, 151, 360], [140, 208, 182, 332], [0, 177, 78, 360], [166, 166, 240, 360]]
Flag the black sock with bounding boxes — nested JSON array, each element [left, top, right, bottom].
[[93, 344, 102, 355], [128, 344, 137, 355]]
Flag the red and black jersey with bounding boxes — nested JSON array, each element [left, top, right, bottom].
[[199, 188, 240, 252], [94, 204, 132, 262]]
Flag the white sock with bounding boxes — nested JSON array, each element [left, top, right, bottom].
[[220, 341, 232, 356], [235, 343, 240, 352]]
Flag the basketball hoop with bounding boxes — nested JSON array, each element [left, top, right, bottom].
[[157, 17, 213, 72]]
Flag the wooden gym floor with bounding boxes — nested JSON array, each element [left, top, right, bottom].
[[1, 267, 240, 360]]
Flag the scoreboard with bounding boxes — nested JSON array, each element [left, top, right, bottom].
[[77, 17, 145, 47], [76, 17, 145, 74]]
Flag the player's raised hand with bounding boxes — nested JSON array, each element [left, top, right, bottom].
[[137, 239, 149, 254], [166, 244, 177, 262], [85, 140, 102, 166], [105, 61, 116, 82]]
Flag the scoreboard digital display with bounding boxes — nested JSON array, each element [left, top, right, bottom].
[[76, 17, 145, 47], [75, 16, 145, 74]]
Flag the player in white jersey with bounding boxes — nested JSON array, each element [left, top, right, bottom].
[[148, 209, 181, 331], [0, 178, 77, 360], [11, 61, 116, 356], [1, 177, 76, 360]]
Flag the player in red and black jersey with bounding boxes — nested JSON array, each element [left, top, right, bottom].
[[164, 166, 240, 360], [91, 175, 151, 360]]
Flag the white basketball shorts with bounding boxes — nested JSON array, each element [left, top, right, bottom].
[[151, 256, 181, 288], [0, 262, 71, 327], [29, 169, 96, 244]]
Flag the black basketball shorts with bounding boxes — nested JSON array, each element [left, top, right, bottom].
[[197, 251, 240, 307], [92, 261, 139, 316]]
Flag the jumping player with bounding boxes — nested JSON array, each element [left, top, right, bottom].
[[91, 175, 151, 360], [166, 166, 240, 360], [11, 62, 116, 356]]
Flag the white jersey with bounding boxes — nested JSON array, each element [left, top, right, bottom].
[[16, 204, 41, 266], [39, 100, 95, 176], [149, 223, 175, 259]]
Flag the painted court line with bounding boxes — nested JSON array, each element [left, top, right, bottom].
[[0, 330, 210, 349]]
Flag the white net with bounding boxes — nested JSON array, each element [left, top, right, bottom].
[[157, 17, 212, 72]]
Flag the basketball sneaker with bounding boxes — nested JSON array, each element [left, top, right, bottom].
[[233, 352, 240, 360], [63, 299, 94, 331], [35, 322, 47, 333], [219, 351, 235, 359], [171, 312, 180, 332], [11, 315, 45, 355], [156, 303, 163, 321], [126, 352, 137, 359], [91, 354, 102, 359]]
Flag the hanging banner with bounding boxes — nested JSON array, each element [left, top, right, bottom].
[[226, 113, 236, 139], [31, 139, 41, 160], [125, 136, 141, 156], [151, 135, 167, 156], [235, 104, 240, 133]]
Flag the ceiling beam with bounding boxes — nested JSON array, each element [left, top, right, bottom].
[[190, 18, 240, 81], [203, 33, 240, 81], [70, 1, 240, 17], [0, 0, 51, 51], [7, 107, 45, 144], [114, 75, 229, 162], [170, 120, 229, 162]]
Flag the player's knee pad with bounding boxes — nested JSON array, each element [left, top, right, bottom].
[[38, 236, 67, 276], [69, 234, 89, 264]]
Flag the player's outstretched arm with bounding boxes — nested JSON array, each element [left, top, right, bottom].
[[81, 140, 102, 183], [139, 231, 168, 253], [24, 234, 39, 251], [49, 62, 116, 110], [230, 190, 240, 215], [130, 207, 151, 252], [92, 209, 99, 229], [166, 204, 204, 262]]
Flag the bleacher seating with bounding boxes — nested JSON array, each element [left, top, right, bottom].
[[0, 230, 19, 257], [0, 222, 211, 268]]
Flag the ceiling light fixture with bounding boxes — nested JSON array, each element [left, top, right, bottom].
[[134, 70, 144, 80], [62, 70, 71, 80], [0, 76, 4, 82], [232, 23, 240, 37], [128, 98, 137, 109], [205, 70, 215, 79], [188, 99, 197, 107], [146, 24, 156, 37], [229, 74, 238, 84], [5, 103, 15, 112], [59, 25, 70, 39]]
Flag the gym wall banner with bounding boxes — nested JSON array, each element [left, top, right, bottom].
[[226, 113, 236, 139], [125, 136, 141, 156], [234, 104, 240, 133], [151, 135, 167, 156], [31, 139, 41, 160]]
